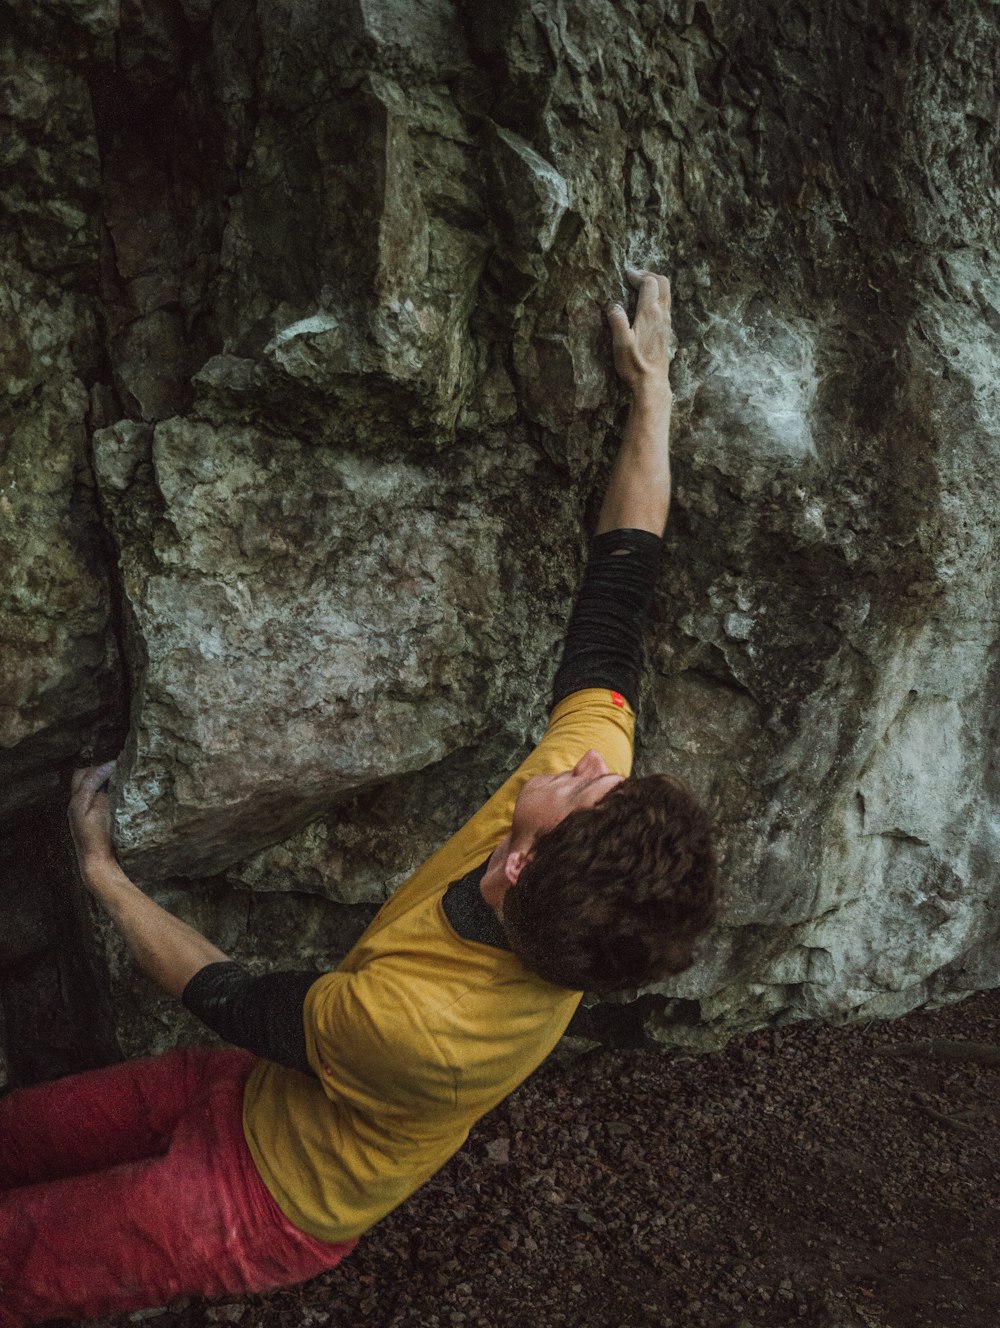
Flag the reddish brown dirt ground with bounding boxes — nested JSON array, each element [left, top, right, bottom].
[[93, 987, 1000, 1328]]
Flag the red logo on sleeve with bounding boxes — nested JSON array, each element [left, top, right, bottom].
[[610, 691, 625, 708]]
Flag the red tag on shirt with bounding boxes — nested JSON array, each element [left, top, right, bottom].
[[610, 691, 625, 708]]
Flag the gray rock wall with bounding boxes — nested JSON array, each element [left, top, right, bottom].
[[2, 0, 998, 1079]]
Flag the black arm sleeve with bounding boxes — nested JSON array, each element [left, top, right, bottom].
[[181, 961, 322, 1077], [550, 528, 663, 713]]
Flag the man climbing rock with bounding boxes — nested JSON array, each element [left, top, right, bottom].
[[0, 269, 718, 1324]]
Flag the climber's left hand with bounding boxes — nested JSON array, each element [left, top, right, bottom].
[[68, 761, 117, 871]]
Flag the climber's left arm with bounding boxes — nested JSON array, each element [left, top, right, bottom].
[[68, 764, 319, 1075], [69, 765, 229, 997]]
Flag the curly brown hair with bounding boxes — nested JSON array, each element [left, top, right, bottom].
[[502, 773, 719, 993]]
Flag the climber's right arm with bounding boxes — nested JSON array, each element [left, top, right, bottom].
[[597, 268, 673, 537], [548, 268, 673, 714]]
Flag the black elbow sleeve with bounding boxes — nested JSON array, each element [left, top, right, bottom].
[[551, 528, 663, 713], [181, 961, 322, 1077]]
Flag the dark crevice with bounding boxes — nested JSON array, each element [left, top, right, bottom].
[[80, 250, 134, 769], [81, 415, 139, 771], [0, 799, 122, 1090], [0, 16, 179, 1082], [568, 994, 667, 1050]]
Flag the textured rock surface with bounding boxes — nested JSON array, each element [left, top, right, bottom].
[[2, 0, 999, 1077], [0, 27, 122, 821], [93, 418, 570, 877]]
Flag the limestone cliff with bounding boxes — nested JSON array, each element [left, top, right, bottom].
[[2, 0, 998, 1082]]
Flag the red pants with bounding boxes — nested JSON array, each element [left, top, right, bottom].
[[0, 1048, 357, 1326]]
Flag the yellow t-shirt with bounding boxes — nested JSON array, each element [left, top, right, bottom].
[[241, 688, 635, 1242]]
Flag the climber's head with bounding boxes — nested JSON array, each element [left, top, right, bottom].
[[500, 758, 719, 993]]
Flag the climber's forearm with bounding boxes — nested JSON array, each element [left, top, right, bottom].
[[595, 386, 673, 536], [599, 269, 674, 536], [80, 855, 229, 1000]]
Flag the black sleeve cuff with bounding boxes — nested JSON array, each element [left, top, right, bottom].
[[181, 961, 322, 1077], [551, 528, 663, 713]]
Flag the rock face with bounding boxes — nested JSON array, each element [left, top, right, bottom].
[[2, 0, 998, 1079], [93, 416, 566, 878], [0, 27, 122, 823]]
